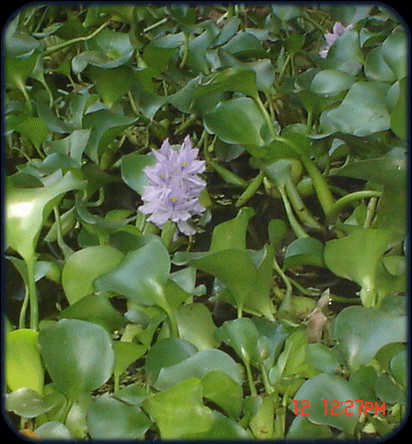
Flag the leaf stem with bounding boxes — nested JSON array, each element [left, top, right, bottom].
[[284, 176, 323, 230], [44, 21, 111, 56], [245, 360, 257, 397], [235, 171, 264, 206], [278, 185, 309, 239], [253, 94, 334, 216], [26, 255, 39, 330], [326, 190, 382, 225]]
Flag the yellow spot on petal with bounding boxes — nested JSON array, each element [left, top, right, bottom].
[[182, 161, 188, 167], [170, 196, 178, 203]]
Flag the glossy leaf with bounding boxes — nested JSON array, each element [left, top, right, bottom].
[[142, 378, 215, 439], [201, 370, 243, 419], [283, 237, 325, 270], [382, 31, 407, 80], [175, 303, 220, 350], [6, 388, 65, 419], [95, 239, 171, 309], [320, 82, 390, 136], [333, 306, 406, 370], [144, 338, 198, 384], [59, 294, 125, 331], [35, 422, 73, 439], [38, 319, 115, 400], [217, 318, 260, 366], [62, 246, 124, 304], [87, 394, 151, 439], [311, 69, 355, 97], [6, 172, 86, 261], [121, 152, 155, 194], [6, 329, 44, 393], [333, 157, 406, 189], [203, 97, 269, 146], [293, 373, 361, 436], [154, 349, 242, 390], [324, 228, 393, 306], [194, 67, 258, 100], [209, 206, 254, 251]]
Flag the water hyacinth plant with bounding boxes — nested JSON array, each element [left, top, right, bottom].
[[139, 136, 206, 236], [4, 4, 407, 441]]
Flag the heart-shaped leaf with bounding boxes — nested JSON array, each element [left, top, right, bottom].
[[95, 239, 170, 310], [332, 306, 406, 370], [142, 378, 215, 439], [217, 318, 260, 367], [293, 373, 362, 436], [62, 246, 124, 304], [324, 228, 393, 306], [320, 82, 390, 136], [87, 394, 151, 440], [38, 319, 115, 400], [203, 97, 270, 146], [154, 349, 242, 390]]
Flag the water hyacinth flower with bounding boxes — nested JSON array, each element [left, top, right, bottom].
[[138, 136, 206, 236], [319, 22, 353, 58]]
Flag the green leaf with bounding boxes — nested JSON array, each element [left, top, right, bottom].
[[95, 240, 171, 310], [364, 46, 395, 81], [59, 294, 125, 331], [142, 378, 215, 439], [222, 32, 267, 58], [62, 246, 124, 304], [203, 97, 269, 146], [5, 329, 44, 393], [249, 394, 276, 439], [382, 31, 407, 80], [217, 318, 260, 366], [194, 67, 258, 100], [333, 306, 406, 371], [154, 349, 242, 390], [287, 416, 333, 440], [144, 338, 198, 384], [333, 157, 406, 189], [83, 109, 137, 162], [175, 303, 220, 350], [324, 228, 393, 306], [86, 65, 134, 107], [6, 172, 86, 261], [173, 249, 257, 315], [283, 237, 325, 270], [6, 388, 65, 419], [390, 349, 407, 387], [35, 422, 73, 439], [389, 78, 407, 140], [201, 370, 243, 419], [320, 82, 390, 136], [209, 207, 254, 251], [87, 394, 151, 439], [11, 116, 49, 149], [293, 373, 361, 436], [120, 152, 155, 194], [113, 342, 147, 383], [311, 69, 355, 97], [38, 319, 115, 400], [307, 343, 340, 374]]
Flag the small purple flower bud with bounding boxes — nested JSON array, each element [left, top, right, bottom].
[[138, 136, 206, 236]]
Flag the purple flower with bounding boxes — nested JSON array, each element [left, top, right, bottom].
[[138, 136, 206, 236], [319, 22, 354, 58]]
